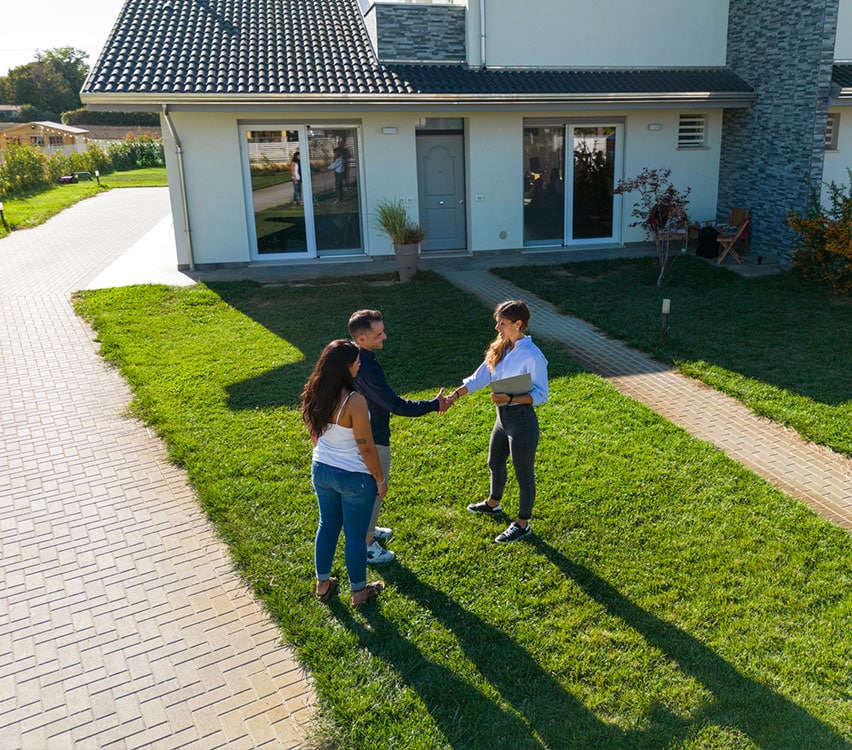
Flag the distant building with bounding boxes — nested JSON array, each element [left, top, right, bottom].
[[0, 121, 90, 155]]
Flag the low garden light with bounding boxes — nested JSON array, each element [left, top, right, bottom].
[[0, 201, 7, 230], [661, 298, 671, 335], [95, 170, 100, 185]]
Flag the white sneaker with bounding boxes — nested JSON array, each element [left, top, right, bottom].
[[366, 540, 396, 564], [373, 526, 393, 541]]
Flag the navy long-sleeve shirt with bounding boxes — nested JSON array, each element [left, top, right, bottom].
[[355, 348, 439, 446]]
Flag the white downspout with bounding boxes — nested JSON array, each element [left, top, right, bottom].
[[479, 0, 487, 69], [161, 104, 195, 271]]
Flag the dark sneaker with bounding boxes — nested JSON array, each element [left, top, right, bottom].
[[467, 500, 503, 515], [366, 540, 396, 564], [495, 522, 532, 543]]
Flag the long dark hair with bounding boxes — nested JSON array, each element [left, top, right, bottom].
[[301, 339, 359, 437], [485, 300, 530, 371]]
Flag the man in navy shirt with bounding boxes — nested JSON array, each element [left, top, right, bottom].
[[348, 309, 449, 564]]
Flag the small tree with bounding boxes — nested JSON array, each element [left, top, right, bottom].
[[614, 167, 691, 286], [787, 172, 852, 295]]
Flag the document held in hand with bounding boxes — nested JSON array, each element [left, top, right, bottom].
[[489, 372, 533, 396]]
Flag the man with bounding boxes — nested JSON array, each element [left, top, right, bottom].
[[348, 309, 448, 564]]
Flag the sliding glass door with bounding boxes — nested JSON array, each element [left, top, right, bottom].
[[241, 125, 363, 259], [523, 121, 622, 247]]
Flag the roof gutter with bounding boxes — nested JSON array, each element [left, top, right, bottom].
[[85, 90, 756, 109], [160, 104, 194, 271]]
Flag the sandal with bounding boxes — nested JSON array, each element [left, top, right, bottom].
[[315, 576, 339, 603], [352, 581, 385, 608]]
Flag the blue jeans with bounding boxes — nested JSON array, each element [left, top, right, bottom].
[[312, 461, 376, 591]]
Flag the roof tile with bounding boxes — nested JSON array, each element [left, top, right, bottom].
[[83, 0, 753, 100]]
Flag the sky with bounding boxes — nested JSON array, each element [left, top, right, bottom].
[[0, 0, 125, 77]]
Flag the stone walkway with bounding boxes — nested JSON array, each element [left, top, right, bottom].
[[2, 188, 849, 749], [0, 189, 314, 749]]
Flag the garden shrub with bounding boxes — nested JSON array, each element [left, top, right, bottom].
[[106, 133, 164, 171], [0, 143, 49, 196], [787, 173, 852, 295]]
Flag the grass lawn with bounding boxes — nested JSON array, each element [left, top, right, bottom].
[[74, 273, 852, 749], [494, 256, 852, 458], [0, 167, 167, 238]]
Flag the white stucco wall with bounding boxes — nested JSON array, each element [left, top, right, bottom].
[[467, 0, 729, 68], [162, 110, 254, 266], [836, 0, 852, 59], [822, 111, 851, 204], [160, 105, 725, 266]]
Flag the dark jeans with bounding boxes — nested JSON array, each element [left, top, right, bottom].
[[488, 404, 539, 520], [312, 461, 376, 590]]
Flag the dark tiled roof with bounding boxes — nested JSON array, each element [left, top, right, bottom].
[[83, 0, 753, 101], [833, 64, 852, 90], [388, 65, 753, 97]]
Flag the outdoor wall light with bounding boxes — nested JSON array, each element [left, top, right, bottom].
[[382, 127, 397, 134], [647, 123, 663, 131]]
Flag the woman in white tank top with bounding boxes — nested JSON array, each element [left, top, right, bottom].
[[301, 340, 387, 608]]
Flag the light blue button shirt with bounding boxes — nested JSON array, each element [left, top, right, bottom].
[[462, 336, 548, 406]]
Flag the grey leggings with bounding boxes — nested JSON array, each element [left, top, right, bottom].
[[488, 404, 539, 520]]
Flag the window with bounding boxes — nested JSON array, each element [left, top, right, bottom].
[[29, 136, 44, 146], [678, 114, 706, 149], [49, 135, 64, 147], [826, 113, 840, 150]]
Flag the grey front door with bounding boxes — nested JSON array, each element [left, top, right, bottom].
[[416, 133, 466, 252]]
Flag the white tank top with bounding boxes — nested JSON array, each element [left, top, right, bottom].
[[313, 392, 370, 475]]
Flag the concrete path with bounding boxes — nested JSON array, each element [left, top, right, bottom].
[[2, 188, 849, 748], [1, 189, 314, 749]]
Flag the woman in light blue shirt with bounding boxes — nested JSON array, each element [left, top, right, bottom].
[[446, 300, 548, 543]]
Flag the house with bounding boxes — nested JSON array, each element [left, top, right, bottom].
[[0, 121, 90, 155], [81, 0, 849, 270]]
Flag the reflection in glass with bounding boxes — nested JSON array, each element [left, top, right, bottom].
[[246, 129, 307, 254], [523, 126, 565, 245], [308, 127, 362, 255], [572, 126, 615, 240]]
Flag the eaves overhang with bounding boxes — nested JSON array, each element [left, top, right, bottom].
[[82, 90, 756, 112]]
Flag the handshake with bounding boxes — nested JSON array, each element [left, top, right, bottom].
[[435, 387, 464, 414]]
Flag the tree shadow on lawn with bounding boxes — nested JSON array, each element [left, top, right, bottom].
[[531, 538, 850, 749], [331, 559, 849, 749]]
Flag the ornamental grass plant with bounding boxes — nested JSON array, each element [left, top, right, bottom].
[[74, 274, 851, 749]]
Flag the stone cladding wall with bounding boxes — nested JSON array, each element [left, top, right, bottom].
[[719, 0, 839, 260], [366, 4, 467, 63]]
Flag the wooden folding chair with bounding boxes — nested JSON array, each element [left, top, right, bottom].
[[716, 218, 751, 265]]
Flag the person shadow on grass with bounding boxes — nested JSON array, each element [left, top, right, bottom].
[[530, 538, 850, 750], [333, 555, 849, 749], [337, 564, 685, 748]]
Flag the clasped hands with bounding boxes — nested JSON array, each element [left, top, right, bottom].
[[436, 386, 510, 414]]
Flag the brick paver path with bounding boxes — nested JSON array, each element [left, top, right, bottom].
[[1, 189, 315, 749], [435, 267, 852, 531]]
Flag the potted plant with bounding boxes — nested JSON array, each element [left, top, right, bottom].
[[613, 167, 691, 286], [373, 198, 426, 282]]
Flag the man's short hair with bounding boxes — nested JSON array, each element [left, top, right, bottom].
[[348, 309, 383, 338]]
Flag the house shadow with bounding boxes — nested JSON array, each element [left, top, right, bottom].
[[206, 279, 495, 412]]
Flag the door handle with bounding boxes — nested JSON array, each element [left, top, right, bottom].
[[459, 199, 465, 205], [438, 200, 445, 205]]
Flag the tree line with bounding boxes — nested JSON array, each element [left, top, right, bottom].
[[0, 46, 156, 126]]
